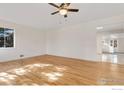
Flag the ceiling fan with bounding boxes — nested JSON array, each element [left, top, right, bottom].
[[48, 3, 79, 18]]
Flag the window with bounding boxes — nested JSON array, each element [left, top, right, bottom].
[[0, 27, 14, 48]]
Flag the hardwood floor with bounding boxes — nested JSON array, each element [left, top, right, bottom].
[[0, 55, 124, 85]]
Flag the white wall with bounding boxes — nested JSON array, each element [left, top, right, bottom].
[[1, 15, 124, 62], [0, 20, 46, 62], [46, 23, 99, 61], [46, 15, 124, 61]]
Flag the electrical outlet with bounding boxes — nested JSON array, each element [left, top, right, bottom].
[[20, 54, 24, 58]]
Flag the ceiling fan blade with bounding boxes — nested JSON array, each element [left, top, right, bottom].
[[60, 3, 65, 7], [49, 3, 59, 8], [66, 3, 70, 6], [68, 9, 79, 12], [51, 11, 59, 15], [64, 15, 67, 18]]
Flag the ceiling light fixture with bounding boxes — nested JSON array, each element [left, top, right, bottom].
[[49, 3, 79, 18], [59, 9, 68, 15], [96, 26, 103, 30]]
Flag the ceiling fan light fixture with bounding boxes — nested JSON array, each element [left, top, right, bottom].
[[49, 3, 79, 18], [59, 9, 67, 15]]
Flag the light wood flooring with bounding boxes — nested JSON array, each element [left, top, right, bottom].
[[0, 55, 124, 85]]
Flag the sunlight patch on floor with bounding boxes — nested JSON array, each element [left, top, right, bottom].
[[25, 63, 53, 69], [0, 72, 17, 84], [41, 72, 63, 82], [12, 68, 27, 75], [0, 72, 17, 80], [55, 66, 66, 72], [0, 63, 67, 85]]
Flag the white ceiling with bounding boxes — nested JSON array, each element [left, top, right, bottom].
[[0, 3, 124, 29]]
